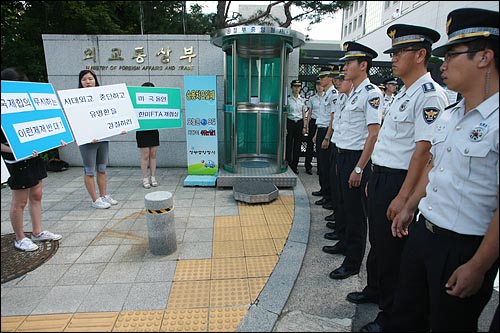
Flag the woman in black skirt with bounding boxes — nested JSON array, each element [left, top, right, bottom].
[[136, 82, 160, 188], [1, 67, 63, 251]]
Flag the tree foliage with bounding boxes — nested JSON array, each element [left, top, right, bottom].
[[215, 1, 351, 28], [1, 1, 350, 82]]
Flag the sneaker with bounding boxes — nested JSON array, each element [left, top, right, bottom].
[[14, 237, 39, 251], [31, 230, 62, 242], [103, 194, 118, 205], [92, 197, 111, 209], [150, 176, 158, 187], [143, 177, 151, 189]]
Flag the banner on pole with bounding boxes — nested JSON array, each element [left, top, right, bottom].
[[183, 76, 218, 186]]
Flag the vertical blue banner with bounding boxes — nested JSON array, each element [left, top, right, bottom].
[[183, 76, 218, 186]]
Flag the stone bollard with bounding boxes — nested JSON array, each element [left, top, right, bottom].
[[144, 191, 176, 255]]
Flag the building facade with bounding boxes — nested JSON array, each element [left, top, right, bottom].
[[341, 1, 499, 62], [42, 34, 300, 168]]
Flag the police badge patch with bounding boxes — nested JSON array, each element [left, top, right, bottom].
[[423, 107, 440, 124], [368, 97, 380, 110], [469, 123, 488, 142]]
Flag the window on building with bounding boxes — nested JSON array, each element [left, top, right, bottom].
[[359, 14, 363, 28], [385, 1, 391, 9], [349, 22, 352, 33], [344, 25, 348, 36], [354, 18, 357, 29], [354, 1, 358, 11]]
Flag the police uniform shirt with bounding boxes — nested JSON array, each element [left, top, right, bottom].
[[307, 93, 323, 120], [335, 78, 382, 150], [419, 93, 499, 235], [372, 72, 449, 170], [315, 85, 338, 128], [287, 95, 307, 121], [331, 92, 348, 145]]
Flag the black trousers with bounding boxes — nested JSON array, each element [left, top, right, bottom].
[[316, 127, 331, 201], [286, 118, 304, 171], [388, 216, 498, 331], [367, 170, 408, 327], [304, 118, 317, 171], [328, 143, 344, 234], [335, 148, 371, 270]]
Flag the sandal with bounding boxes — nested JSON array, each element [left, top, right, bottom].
[[143, 177, 151, 189], [150, 176, 158, 187]]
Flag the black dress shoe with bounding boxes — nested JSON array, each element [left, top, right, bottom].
[[305, 169, 313, 175], [291, 168, 299, 174], [312, 190, 323, 197], [322, 202, 333, 210], [346, 291, 378, 304], [326, 221, 336, 230], [360, 321, 384, 332], [325, 213, 335, 222], [315, 198, 327, 205], [329, 266, 360, 280], [324, 231, 340, 240], [322, 244, 345, 255]]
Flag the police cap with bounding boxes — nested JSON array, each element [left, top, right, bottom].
[[317, 66, 333, 78], [339, 41, 378, 61], [432, 8, 499, 57], [291, 79, 302, 87], [383, 77, 398, 85], [384, 24, 440, 54]]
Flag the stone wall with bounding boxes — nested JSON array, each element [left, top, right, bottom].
[[42, 34, 300, 167]]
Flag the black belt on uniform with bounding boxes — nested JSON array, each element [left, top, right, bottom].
[[372, 164, 407, 174], [423, 217, 482, 240], [336, 147, 361, 154], [287, 118, 303, 123]]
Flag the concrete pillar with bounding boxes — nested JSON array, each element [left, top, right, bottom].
[[144, 191, 176, 255]]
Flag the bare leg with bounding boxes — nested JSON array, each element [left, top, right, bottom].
[[84, 174, 98, 202], [28, 181, 43, 235], [10, 188, 29, 241], [140, 147, 149, 178], [149, 146, 158, 178], [96, 171, 107, 197]]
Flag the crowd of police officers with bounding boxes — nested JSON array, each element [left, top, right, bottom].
[[285, 7, 499, 332]]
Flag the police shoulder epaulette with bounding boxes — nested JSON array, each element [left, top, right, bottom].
[[365, 84, 374, 91], [422, 82, 435, 93], [445, 101, 460, 110]]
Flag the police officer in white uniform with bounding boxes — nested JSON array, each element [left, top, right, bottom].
[[379, 77, 398, 122], [286, 79, 307, 174], [322, 74, 352, 239], [311, 67, 338, 207], [304, 78, 324, 175], [324, 42, 382, 280], [390, 8, 499, 331], [356, 24, 448, 332]]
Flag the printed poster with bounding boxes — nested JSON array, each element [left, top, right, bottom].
[[183, 76, 218, 175], [127, 86, 182, 130], [57, 83, 139, 145], [1, 80, 75, 161]]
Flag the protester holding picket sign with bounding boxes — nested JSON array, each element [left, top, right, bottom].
[[1, 67, 63, 251], [77, 69, 121, 209], [136, 82, 160, 189]]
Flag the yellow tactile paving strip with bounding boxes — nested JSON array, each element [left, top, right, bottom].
[[1, 195, 294, 332]]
